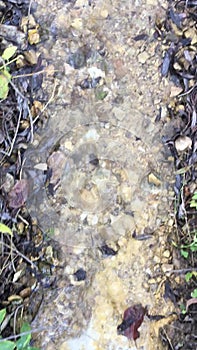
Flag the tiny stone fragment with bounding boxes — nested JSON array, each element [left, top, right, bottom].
[[74, 268, 86, 281], [19, 287, 31, 299], [175, 136, 192, 152], [28, 29, 40, 45], [148, 173, 161, 187], [138, 51, 149, 64], [161, 264, 173, 273], [170, 86, 183, 97], [163, 250, 171, 258]]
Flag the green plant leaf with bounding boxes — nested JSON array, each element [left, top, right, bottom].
[[181, 249, 189, 259], [185, 272, 193, 282], [190, 201, 197, 208], [190, 245, 197, 252], [180, 303, 186, 314], [0, 309, 6, 325], [16, 323, 31, 350], [190, 192, 197, 208], [191, 289, 197, 298], [0, 340, 16, 350], [0, 70, 11, 100], [2, 46, 17, 61], [0, 223, 12, 236], [192, 192, 197, 200]]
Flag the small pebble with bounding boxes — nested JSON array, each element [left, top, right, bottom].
[[163, 250, 171, 258], [138, 51, 149, 64], [148, 173, 161, 187], [161, 264, 173, 273], [153, 256, 161, 264], [74, 268, 86, 281], [19, 287, 31, 299]]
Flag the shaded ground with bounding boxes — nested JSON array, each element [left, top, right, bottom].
[[0, 0, 196, 350]]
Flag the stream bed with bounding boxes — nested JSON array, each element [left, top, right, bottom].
[[23, 0, 178, 349]]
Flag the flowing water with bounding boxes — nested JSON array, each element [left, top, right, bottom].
[[23, 0, 177, 349]]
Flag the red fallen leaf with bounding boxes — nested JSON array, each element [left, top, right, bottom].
[[117, 304, 147, 341], [8, 179, 29, 209]]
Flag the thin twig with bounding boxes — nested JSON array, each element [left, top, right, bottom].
[[13, 305, 23, 337], [10, 235, 16, 273], [0, 327, 46, 342], [1, 108, 22, 157], [161, 327, 175, 350], [9, 80, 34, 142], [33, 79, 58, 125], [28, 0, 34, 19], [0, 240, 38, 270], [165, 268, 197, 274], [178, 84, 196, 97], [12, 69, 59, 79], [17, 213, 30, 227]]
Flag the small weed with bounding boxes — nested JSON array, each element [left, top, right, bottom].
[[180, 231, 197, 259], [0, 308, 40, 350], [180, 303, 187, 315], [0, 45, 18, 100], [191, 289, 197, 298], [190, 191, 197, 210], [185, 271, 197, 282]]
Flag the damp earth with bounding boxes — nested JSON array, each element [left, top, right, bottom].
[[22, 0, 179, 349]]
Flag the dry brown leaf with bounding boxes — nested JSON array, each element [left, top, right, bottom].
[[8, 179, 29, 209]]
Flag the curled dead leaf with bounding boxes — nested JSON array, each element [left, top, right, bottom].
[[186, 298, 197, 312], [8, 179, 29, 209], [117, 304, 147, 341]]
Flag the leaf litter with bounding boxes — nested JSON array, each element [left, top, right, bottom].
[[157, 0, 197, 348], [0, 0, 59, 344]]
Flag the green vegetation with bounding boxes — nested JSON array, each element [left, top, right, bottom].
[[179, 191, 197, 314], [0, 309, 40, 350], [0, 46, 18, 100], [190, 191, 197, 210], [180, 231, 197, 259]]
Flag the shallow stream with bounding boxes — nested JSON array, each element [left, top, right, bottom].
[[23, 0, 177, 349]]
